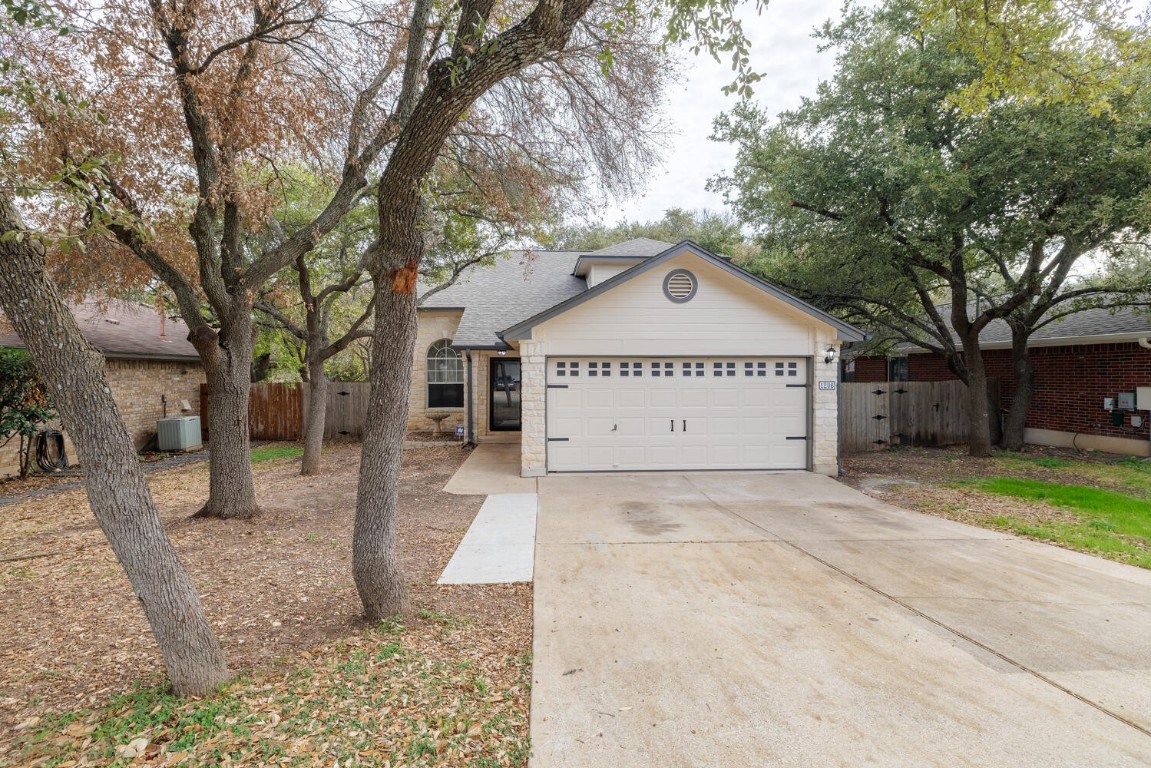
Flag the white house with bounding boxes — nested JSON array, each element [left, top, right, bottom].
[[409, 239, 864, 476]]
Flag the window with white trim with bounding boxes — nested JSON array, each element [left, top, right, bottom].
[[427, 340, 464, 408]]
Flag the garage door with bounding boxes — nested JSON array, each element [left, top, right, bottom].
[[546, 357, 809, 472]]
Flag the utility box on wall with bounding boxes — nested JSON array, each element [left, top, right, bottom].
[[1118, 392, 1136, 411], [1138, 387, 1151, 411], [157, 416, 202, 451]]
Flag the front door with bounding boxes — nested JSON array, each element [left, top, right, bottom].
[[489, 357, 522, 431]]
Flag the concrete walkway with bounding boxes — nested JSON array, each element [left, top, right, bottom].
[[530, 472, 1151, 767], [438, 444, 539, 584], [437, 493, 537, 584], [444, 443, 536, 495]]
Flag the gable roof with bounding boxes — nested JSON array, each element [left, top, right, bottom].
[[0, 298, 200, 362], [501, 241, 866, 342]]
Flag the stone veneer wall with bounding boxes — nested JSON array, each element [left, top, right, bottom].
[[1, 356, 204, 479], [407, 311, 467, 435]]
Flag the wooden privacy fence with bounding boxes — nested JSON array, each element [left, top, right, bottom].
[[200, 381, 371, 441], [307, 382, 371, 439], [839, 380, 1000, 453]]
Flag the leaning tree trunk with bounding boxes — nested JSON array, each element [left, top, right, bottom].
[[960, 329, 994, 458], [0, 192, 228, 695], [300, 354, 328, 476], [353, 281, 415, 621], [189, 305, 260, 519], [1001, 326, 1034, 451]]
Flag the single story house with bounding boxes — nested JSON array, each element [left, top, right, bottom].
[[412, 239, 864, 476], [847, 304, 1151, 456], [0, 298, 205, 477]]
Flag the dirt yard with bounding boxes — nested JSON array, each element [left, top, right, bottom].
[[0, 443, 531, 741]]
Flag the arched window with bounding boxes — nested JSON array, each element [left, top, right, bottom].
[[427, 340, 464, 408]]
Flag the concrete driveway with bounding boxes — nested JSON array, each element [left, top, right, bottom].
[[530, 472, 1151, 767]]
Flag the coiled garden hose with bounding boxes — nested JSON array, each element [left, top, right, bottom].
[[35, 429, 68, 472]]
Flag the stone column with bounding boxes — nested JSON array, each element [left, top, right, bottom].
[[812, 333, 841, 476], [519, 340, 547, 477]]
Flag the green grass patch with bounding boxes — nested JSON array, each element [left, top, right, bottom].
[[973, 477, 1151, 568], [250, 444, 304, 463], [14, 625, 532, 767]]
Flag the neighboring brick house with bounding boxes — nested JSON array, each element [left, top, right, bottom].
[[0, 298, 206, 477], [847, 305, 1151, 457]]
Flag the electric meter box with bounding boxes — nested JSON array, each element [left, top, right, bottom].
[[1138, 387, 1151, 411], [1117, 392, 1136, 411]]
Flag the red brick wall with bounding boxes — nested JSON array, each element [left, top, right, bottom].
[[859, 344, 1151, 442], [850, 356, 889, 382]]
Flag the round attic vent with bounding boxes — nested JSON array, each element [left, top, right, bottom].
[[663, 269, 697, 303]]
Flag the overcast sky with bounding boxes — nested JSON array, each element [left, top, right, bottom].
[[606, 0, 851, 224]]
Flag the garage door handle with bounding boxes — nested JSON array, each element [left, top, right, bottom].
[[682, 419, 687, 432], [670, 419, 674, 432]]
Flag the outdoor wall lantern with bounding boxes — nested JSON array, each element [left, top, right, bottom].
[[824, 346, 838, 365]]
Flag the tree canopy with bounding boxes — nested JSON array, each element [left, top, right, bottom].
[[547, 207, 751, 256], [714, 0, 1151, 454]]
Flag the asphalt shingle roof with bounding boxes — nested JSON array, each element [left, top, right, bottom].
[[0, 298, 200, 361], [883, 300, 1151, 353], [589, 238, 673, 257], [419, 249, 589, 348]]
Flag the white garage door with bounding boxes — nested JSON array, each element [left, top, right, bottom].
[[546, 357, 809, 472]]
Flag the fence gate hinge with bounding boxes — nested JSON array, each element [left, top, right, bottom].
[[873, 439, 888, 445], [894, 388, 907, 394], [338, 390, 350, 397], [872, 414, 887, 421], [872, 389, 886, 395]]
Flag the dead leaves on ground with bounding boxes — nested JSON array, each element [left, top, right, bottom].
[[0, 443, 533, 767], [12, 622, 532, 767]]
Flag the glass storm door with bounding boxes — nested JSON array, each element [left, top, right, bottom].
[[489, 358, 522, 431]]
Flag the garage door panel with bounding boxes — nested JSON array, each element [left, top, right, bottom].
[[679, 388, 710, 407], [586, 418, 617, 435], [619, 389, 646, 407], [707, 390, 740, 408], [547, 357, 811, 472]]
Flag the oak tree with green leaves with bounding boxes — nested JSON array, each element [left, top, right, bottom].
[[715, 0, 1151, 455]]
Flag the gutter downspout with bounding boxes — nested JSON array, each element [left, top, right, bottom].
[[1138, 337, 1151, 350], [464, 349, 475, 446]]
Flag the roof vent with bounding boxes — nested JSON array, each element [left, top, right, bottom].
[[663, 269, 697, 303]]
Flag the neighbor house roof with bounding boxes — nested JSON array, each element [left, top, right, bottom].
[[0, 298, 201, 362], [862, 300, 1151, 355]]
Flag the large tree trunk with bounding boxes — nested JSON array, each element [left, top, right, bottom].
[[960, 329, 994, 457], [0, 193, 229, 695], [301, 355, 328, 476], [190, 305, 260, 519], [352, 284, 416, 621], [1001, 325, 1034, 451]]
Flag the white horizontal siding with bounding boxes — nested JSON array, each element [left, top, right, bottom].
[[534, 252, 825, 356], [586, 263, 634, 288]]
